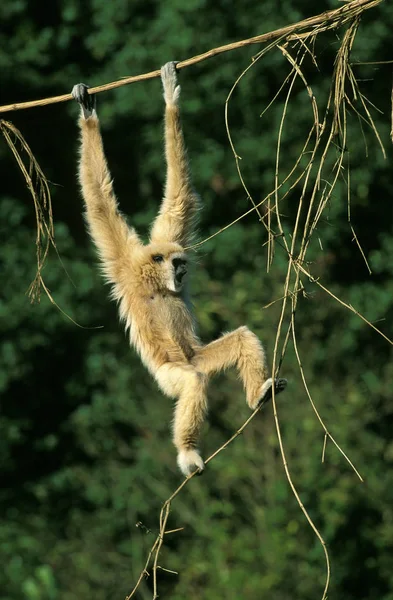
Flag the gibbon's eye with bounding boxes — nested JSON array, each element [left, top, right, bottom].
[[152, 254, 164, 263]]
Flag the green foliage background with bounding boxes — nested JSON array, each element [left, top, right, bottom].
[[1, 1, 393, 598]]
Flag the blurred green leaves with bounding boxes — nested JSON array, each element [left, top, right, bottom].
[[1, 0, 393, 599]]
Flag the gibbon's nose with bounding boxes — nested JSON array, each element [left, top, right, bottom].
[[173, 258, 186, 270]]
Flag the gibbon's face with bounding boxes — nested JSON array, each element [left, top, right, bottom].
[[137, 243, 188, 294]]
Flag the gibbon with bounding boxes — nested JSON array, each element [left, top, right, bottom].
[[72, 62, 286, 477]]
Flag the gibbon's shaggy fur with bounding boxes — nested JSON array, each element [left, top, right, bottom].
[[72, 62, 286, 477]]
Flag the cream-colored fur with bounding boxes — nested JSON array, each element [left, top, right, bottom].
[[72, 63, 285, 477]]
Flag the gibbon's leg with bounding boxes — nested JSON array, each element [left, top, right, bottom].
[[156, 362, 208, 476], [193, 326, 287, 409], [150, 62, 199, 247], [72, 83, 141, 283]]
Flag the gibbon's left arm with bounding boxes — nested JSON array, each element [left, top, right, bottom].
[[72, 84, 141, 284], [150, 62, 199, 248]]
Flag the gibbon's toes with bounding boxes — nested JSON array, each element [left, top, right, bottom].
[[161, 62, 181, 105], [177, 449, 205, 477], [72, 83, 96, 118], [275, 378, 288, 394], [250, 377, 288, 410], [259, 377, 287, 407]]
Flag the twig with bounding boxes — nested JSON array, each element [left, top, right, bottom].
[[266, 42, 331, 598], [0, 0, 383, 114], [291, 311, 364, 481], [0, 120, 53, 302], [296, 264, 393, 346], [142, 5, 386, 599], [126, 395, 275, 599], [391, 80, 393, 142], [0, 120, 103, 327]]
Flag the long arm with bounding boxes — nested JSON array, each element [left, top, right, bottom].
[[150, 63, 200, 247], [73, 84, 141, 283]]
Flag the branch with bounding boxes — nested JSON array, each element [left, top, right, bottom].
[[0, 0, 382, 114], [126, 391, 280, 599]]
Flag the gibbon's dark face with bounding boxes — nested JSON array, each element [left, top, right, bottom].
[[153, 252, 188, 292], [137, 242, 188, 293]]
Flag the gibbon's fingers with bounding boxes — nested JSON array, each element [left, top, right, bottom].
[[161, 61, 181, 106], [72, 83, 96, 119], [257, 377, 287, 409]]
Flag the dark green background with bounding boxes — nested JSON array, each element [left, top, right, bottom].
[[1, 1, 393, 598]]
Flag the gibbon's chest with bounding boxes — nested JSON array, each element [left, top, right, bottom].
[[129, 293, 196, 366], [148, 294, 194, 337]]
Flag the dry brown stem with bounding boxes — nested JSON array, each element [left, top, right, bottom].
[[0, 120, 53, 302], [0, 121, 102, 326], [126, 393, 274, 600], [126, 0, 388, 597], [0, 0, 382, 115]]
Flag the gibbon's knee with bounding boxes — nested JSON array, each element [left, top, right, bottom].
[[236, 325, 264, 354]]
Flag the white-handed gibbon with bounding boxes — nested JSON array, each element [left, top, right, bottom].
[[72, 62, 286, 476]]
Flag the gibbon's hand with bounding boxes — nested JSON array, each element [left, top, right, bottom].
[[72, 83, 96, 119], [161, 61, 181, 106]]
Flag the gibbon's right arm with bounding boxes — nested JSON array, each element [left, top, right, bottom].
[[72, 83, 141, 284], [150, 62, 200, 248]]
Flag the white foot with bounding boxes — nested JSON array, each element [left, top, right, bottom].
[[177, 448, 205, 477]]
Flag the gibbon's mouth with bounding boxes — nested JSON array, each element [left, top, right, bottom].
[[173, 258, 187, 285], [169, 270, 187, 293], [175, 269, 187, 283]]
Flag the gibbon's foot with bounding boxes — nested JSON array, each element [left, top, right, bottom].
[[258, 377, 287, 407], [177, 448, 205, 477], [72, 83, 96, 119], [161, 61, 181, 106], [250, 377, 287, 410]]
